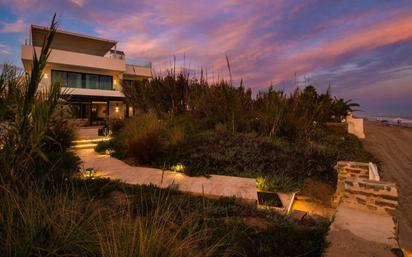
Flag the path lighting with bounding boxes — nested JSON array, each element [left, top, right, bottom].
[[171, 163, 185, 172], [84, 167, 96, 178]]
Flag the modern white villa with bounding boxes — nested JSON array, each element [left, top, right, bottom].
[[21, 25, 151, 126]]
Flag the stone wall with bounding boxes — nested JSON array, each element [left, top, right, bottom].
[[342, 178, 398, 216], [333, 161, 399, 216], [333, 161, 369, 205]]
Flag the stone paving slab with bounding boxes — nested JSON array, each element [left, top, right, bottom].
[[76, 149, 258, 202]]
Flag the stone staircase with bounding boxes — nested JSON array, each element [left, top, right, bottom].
[[70, 138, 110, 150]]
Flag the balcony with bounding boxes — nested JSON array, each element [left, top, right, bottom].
[[124, 63, 152, 78], [21, 45, 126, 72]]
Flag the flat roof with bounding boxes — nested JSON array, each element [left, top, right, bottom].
[[31, 25, 117, 56]]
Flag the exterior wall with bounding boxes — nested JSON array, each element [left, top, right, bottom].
[[109, 101, 124, 120], [22, 45, 126, 72], [21, 28, 152, 124], [39, 66, 52, 92], [347, 115, 365, 139]]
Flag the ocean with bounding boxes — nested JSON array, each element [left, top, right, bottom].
[[362, 115, 412, 128]]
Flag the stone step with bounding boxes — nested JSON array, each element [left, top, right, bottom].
[[70, 143, 98, 149], [70, 137, 111, 150]]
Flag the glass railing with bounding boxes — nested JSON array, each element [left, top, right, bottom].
[[126, 58, 152, 68]]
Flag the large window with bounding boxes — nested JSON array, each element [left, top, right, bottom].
[[51, 70, 113, 90], [67, 72, 82, 88]]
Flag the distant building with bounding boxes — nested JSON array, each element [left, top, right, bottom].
[[21, 25, 151, 125]]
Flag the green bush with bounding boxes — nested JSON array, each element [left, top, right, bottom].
[[256, 175, 300, 193]]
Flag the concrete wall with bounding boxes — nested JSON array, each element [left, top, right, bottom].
[[347, 115, 365, 139], [22, 45, 126, 72]]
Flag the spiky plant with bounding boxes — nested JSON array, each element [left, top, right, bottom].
[[0, 14, 61, 185]]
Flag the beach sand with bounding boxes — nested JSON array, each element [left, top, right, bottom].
[[363, 120, 412, 252]]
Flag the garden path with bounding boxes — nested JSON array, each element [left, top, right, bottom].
[[75, 148, 258, 202]]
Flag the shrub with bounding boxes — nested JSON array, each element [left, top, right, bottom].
[[256, 175, 300, 193], [33, 151, 81, 182], [109, 119, 125, 135], [120, 113, 166, 164], [95, 140, 113, 153], [153, 128, 372, 190], [43, 117, 76, 151]]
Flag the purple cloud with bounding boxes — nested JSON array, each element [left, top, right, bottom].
[[0, 0, 411, 115]]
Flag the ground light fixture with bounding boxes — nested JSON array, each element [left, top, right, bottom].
[[171, 163, 185, 172]]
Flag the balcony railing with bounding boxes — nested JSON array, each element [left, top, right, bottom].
[[21, 45, 126, 72]]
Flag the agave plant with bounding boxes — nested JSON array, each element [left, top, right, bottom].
[[0, 14, 62, 184]]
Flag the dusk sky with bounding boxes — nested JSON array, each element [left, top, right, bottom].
[[0, 0, 411, 116]]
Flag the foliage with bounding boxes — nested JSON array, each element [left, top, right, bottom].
[[0, 15, 64, 185], [0, 178, 329, 257], [332, 97, 360, 121], [151, 125, 372, 191], [109, 118, 125, 135], [120, 70, 370, 190], [121, 112, 166, 163], [256, 175, 300, 193], [0, 15, 80, 185], [123, 71, 357, 139]]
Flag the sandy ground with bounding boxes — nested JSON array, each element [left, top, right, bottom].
[[363, 121, 412, 252]]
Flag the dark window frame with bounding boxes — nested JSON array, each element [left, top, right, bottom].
[[51, 69, 113, 90]]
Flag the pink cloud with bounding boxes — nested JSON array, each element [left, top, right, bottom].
[[265, 13, 412, 86], [0, 18, 26, 33]]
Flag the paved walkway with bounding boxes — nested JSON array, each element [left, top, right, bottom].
[[325, 204, 397, 257], [76, 149, 258, 202]]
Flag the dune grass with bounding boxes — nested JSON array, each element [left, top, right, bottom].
[[0, 178, 329, 257]]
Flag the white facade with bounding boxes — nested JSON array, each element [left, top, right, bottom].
[[21, 25, 151, 125]]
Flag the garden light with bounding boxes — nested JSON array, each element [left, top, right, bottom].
[[171, 163, 185, 172]]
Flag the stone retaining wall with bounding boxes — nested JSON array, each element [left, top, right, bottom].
[[333, 161, 370, 205], [333, 161, 399, 216], [342, 178, 398, 216]]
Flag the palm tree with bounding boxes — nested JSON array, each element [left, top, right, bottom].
[[332, 97, 360, 121]]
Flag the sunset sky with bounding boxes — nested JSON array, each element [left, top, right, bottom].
[[0, 0, 411, 116]]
